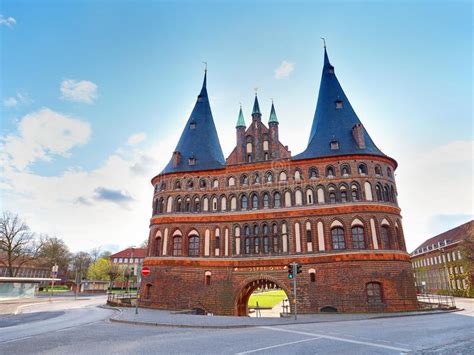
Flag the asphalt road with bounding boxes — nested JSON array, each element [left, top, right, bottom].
[[0, 296, 473, 354]]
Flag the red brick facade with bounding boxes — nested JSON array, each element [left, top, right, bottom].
[[139, 150, 418, 314]]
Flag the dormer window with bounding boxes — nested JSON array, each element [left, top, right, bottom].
[[330, 140, 339, 150], [188, 155, 196, 166], [335, 100, 343, 109], [328, 66, 334, 74], [189, 121, 196, 129]]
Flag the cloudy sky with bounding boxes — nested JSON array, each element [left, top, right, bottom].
[[1, 1, 472, 253]]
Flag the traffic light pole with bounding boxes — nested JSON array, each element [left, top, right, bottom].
[[292, 262, 297, 320]]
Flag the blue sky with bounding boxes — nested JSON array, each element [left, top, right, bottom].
[[1, 0, 472, 252]]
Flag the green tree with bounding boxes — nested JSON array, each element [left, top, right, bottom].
[[87, 258, 112, 281]]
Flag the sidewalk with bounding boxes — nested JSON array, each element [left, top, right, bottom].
[[109, 306, 460, 329], [0, 295, 91, 316]]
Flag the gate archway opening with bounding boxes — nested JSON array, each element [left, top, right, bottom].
[[236, 278, 290, 317]]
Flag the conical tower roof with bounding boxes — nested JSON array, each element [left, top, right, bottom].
[[293, 47, 385, 160], [236, 105, 246, 128], [252, 94, 261, 115], [161, 71, 225, 174], [268, 101, 278, 123]]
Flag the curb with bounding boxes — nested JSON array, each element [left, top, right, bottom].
[[108, 308, 461, 329]]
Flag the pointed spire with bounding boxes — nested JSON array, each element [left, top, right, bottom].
[[236, 105, 246, 128], [161, 69, 225, 174], [293, 46, 385, 161], [268, 100, 278, 124], [252, 94, 261, 115]]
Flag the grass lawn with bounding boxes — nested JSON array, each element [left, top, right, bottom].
[[248, 290, 288, 308], [39, 286, 70, 293]]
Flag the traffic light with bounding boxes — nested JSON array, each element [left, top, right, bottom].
[[287, 264, 294, 279], [296, 264, 302, 274]]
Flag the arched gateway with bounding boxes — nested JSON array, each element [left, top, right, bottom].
[[235, 276, 291, 316]]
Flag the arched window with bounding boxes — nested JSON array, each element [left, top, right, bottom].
[[387, 167, 393, 178], [263, 193, 270, 208], [295, 190, 303, 206], [306, 222, 312, 242], [340, 187, 347, 203], [375, 165, 382, 176], [279, 171, 287, 181], [254, 225, 260, 254], [294, 170, 302, 181], [241, 195, 248, 210], [241, 175, 249, 185], [351, 226, 365, 249], [274, 192, 281, 208], [309, 167, 319, 179], [329, 189, 337, 204], [174, 180, 181, 190], [176, 197, 182, 212], [154, 237, 162, 256], [375, 184, 383, 201], [358, 164, 368, 175], [220, 196, 227, 211], [186, 179, 194, 189], [228, 176, 236, 187], [199, 179, 207, 189], [383, 186, 390, 202], [367, 282, 383, 304], [381, 226, 391, 249], [331, 227, 345, 250], [244, 226, 251, 254], [272, 223, 279, 253], [185, 197, 191, 212], [326, 166, 335, 177], [351, 185, 360, 201], [251, 193, 259, 209], [262, 224, 269, 254], [306, 189, 314, 204], [212, 197, 218, 211], [266, 172, 273, 183], [341, 165, 350, 176], [173, 236, 182, 256], [212, 179, 219, 188], [253, 173, 260, 184], [230, 196, 237, 211], [203, 197, 209, 211], [194, 197, 200, 212], [188, 235, 200, 256], [284, 191, 292, 207], [390, 186, 396, 203]]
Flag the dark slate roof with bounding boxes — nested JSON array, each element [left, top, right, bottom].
[[252, 94, 261, 115], [161, 71, 225, 174], [293, 48, 386, 161], [412, 220, 473, 253]]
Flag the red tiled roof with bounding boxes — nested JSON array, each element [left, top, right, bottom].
[[110, 247, 147, 258], [413, 220, 473, 252]]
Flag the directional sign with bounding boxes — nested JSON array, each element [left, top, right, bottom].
[[141, 266, 151, 277]]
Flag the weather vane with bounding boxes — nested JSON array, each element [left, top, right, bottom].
[[254, 87, 258, 96], [320, 37, 326, 48], [202, 61, 207, 71]]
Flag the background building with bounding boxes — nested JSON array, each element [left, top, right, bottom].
[[140, 47, 418, 315], [411, 220, 473, 297], [110, 247, 146, 289]]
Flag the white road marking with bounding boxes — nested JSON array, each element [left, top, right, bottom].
[[259, 326, 412, 353], [236, 337, 322, 354]]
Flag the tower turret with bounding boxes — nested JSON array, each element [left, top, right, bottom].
[[268, 101, 280, 159], [235, 105, 246, 163]]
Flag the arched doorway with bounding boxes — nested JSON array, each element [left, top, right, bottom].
[[235, 276, 290, 317]]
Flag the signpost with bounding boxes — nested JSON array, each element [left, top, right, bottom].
[[136, 265, 147, 315], [50, 264, 58, 301]]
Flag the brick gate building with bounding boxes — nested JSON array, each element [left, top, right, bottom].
[[139, 47, 418, 315]]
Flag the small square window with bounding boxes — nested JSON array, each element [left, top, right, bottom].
[[189, 122, 196, 129], [188, 157, 196, 166], [335, 100, 343, 109], [330, 140, 339, 150]]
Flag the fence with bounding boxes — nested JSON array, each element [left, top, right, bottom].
[[417, 293, 456, 310], [107, 292, 137, 306]]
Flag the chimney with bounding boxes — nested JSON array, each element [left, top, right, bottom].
[[352, 123, 366, 149]]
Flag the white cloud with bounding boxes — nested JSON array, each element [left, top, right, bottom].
[[0, 108, 91, 170], [60, 79, 98, 104], [3, 97, 17, 107], [274, 60, 295, 79], [127, 132, 147, 145], [0, 15, 16, 27], [3, 91, 32, 108]]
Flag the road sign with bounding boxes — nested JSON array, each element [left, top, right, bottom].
[[141, 266, 151, 277]]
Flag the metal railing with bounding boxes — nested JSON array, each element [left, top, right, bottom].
[[417, 293, 456, 310], [107, 292, 137, 306]]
